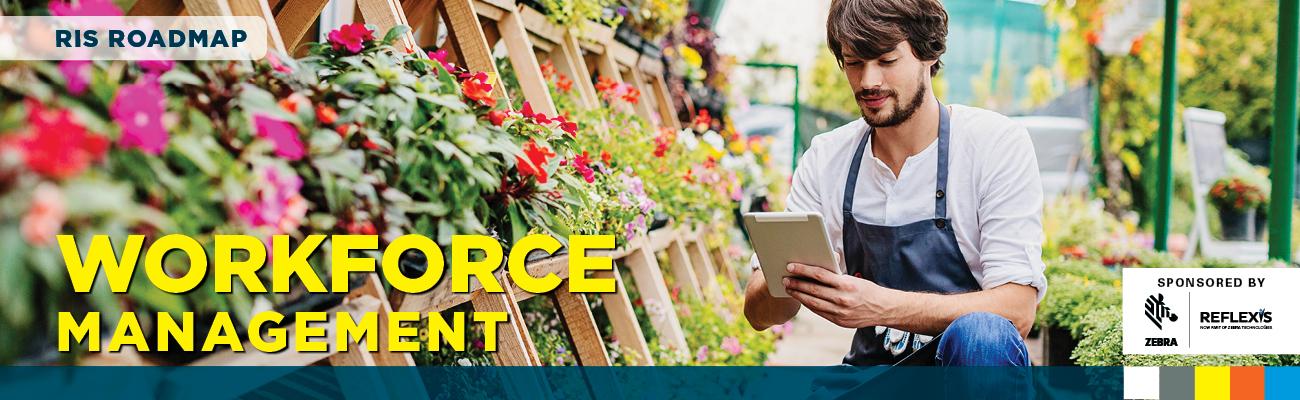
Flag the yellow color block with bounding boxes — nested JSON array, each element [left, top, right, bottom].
[[1194, 366, 1230, 400]]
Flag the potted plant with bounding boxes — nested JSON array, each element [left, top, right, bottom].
[[1208, 176, 1267, 241]]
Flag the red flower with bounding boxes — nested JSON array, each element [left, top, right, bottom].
[[554, 115, 578, 136], [693, 109, 712, 131], [516, 139, 555, 183], [520, 101, 551, 124], [684, 168, 695, 183], [462, 72, 497, 108], [556, 74, 573, 93], [327, 22, 374, 54], [1084, 30, 1100, 46], [621, 86, 641, 104], [600, 151, 612, 165], [487, 110, 509, 126], [540, 61, 556, 80], [573, 151, 595, 183], [315, 104, 338, 125], [428, 49, 455, 71], [17, 100, 108, 180], [595, 76, 618, 94]]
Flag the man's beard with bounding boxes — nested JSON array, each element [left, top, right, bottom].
[[857, 74, 928, 128]]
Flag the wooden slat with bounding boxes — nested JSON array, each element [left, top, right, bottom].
[[685, 230, 723, 301], [579, 20, 615, 45], [471, 283, 542, 366], [649, 70, 681, 129], [621, 236, 689, 353], [593, 267, 653, 365], [624, 65, 659, 123], [560, 30, 601, 109], [181, 0, 288, 54], [440, 0, 509, 100], [497, 6, 558, 116], [274, 0, 330, 52], [551, 281, 612, 366], [647, 227, 675, 253], [357, 0, 417, 49], [665, 234, 703, 300], [129, 0, 184, 16], [471, 0, 506, 20], [511, 255, 571, 301], [516, 5, 565, 45]]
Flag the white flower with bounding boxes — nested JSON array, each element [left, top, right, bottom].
[[701, 130, 724, 150], [677, 129, 699, 150], [456, 358, 472, 366]]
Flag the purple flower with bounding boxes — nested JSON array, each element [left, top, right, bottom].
[[254, 114, 305, 160], [110, 77, 168, 155], [617, 6, 629, 16], [721, 337, 743, 356], [696, 345, 709, 363], [59, 60, 92, 95], [48, 0, 122, 16]]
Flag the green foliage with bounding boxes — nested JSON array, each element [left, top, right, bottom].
[[1180, 0, 1279, 142], [1037, 273, 1120, 337], [806, 46, 858, 117], [538, 0, 624, 31]]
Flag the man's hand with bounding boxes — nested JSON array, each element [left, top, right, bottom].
[[783, 263, 897, 329], [742, 267, 801, 330]]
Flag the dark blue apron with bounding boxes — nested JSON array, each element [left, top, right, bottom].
[[840, 102, 984, 366]]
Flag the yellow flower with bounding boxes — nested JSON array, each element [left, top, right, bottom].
[[679, 45, 703, 69], [728, 140, 746, 154]]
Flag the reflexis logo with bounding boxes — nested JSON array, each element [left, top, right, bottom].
[[1144, 293, 1179, 330]]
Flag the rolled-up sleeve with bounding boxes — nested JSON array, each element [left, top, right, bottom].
[[976, 126, 1048, 302]]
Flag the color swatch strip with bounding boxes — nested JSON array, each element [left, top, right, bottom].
[[1125, 366, 1300, 399]]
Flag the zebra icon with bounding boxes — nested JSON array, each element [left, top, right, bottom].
[[1145, 293, 1178, 330]]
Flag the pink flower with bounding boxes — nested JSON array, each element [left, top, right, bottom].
[[111, 77, 168, 155], [21, 183, 66, 246], [721, 337, 743, 356], [59, 60, 92, 95], [428, 49, 455, 71], [696, 345, 710, 363], [232, 165, 308, 234], [254, 114, 305, 160], [137, 60, 174, 75], [48, 0, 122, 16], [266, 52, 292, 73], [573, 151, 595, 183], [327, 22, 374, 54]]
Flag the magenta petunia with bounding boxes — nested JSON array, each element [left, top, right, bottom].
[[58, 60, 92, 95], [110, 77, 168, 155], [48, 0, 122, 16], [254, 114, 305, 160], [137, 60, 174, 75], [327, 23, 375, 54]]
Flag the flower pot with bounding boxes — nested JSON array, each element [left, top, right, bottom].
[[649, 212, 670, 231], [615, 23, 644, 50], [1255, 209, 1268, 241], [1042, 325, 1077, 367], [1219, 207, 1256, 241]]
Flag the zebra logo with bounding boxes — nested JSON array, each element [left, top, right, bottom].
[[1145, 293, 1178, 330]]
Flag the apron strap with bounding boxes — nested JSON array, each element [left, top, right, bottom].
[[934, 102, 952, 220], [842, 126, 873, 215]]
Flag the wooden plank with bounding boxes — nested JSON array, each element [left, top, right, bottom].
[[560, 30, 601, 109], [621, 236, 689, 353], [649, 70, 681, 129], [551, 281, 612, 366], [129, 0, 184, 16], [516, 4, 565, 45], [356, 0, 417, 49], [647, 227, 675, 253], [511, 255, 571, 301], [390, 266, 507, 313], [471, 0, 506, 20], [685, 230, 723, 301], [471, 284, 542, 366], [593, 267, 653, 365], [181, 0, 288, 54], [579, 20, 615, 46], [497, 6, 559, 116], [665, 234, 703, 300], [274, 0, 330, 54], [440, 0, 509, 100], [624, 65, 659, 123]]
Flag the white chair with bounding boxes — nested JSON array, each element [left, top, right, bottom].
[[1182, 107, 1268, 262]]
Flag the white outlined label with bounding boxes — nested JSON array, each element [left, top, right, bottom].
[[1123, 268, 1300, 354]]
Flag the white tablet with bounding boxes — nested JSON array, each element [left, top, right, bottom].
[[741, 212, 842, 297]]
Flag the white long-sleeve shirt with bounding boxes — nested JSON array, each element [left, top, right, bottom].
[[764, 104, 1048, 301]]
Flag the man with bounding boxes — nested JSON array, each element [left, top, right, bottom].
[[743, 0, 1046, 368]]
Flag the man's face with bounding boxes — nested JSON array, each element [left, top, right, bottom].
[[842, 41, 933, 127]]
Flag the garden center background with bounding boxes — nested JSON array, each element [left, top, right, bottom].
[[2, 0, 1300, 390]]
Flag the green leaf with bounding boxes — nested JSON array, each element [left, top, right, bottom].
[[383, 25, 413, 46], [0, 226, 33, 328], [159, 69, 204, 87]]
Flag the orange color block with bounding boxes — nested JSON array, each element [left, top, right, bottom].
[[1230, 366, 1264, 400]]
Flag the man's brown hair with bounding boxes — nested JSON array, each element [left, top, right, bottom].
[[826, 0, 949, 76]]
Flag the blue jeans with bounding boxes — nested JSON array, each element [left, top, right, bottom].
[[935, 311, 1031, 366], [934, 312, 1033, 399]]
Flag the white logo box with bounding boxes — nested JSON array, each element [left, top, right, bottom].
[[1122, 267, 1300, 355]]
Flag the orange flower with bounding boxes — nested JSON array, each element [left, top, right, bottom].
[[316, 104, 338, 125]]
